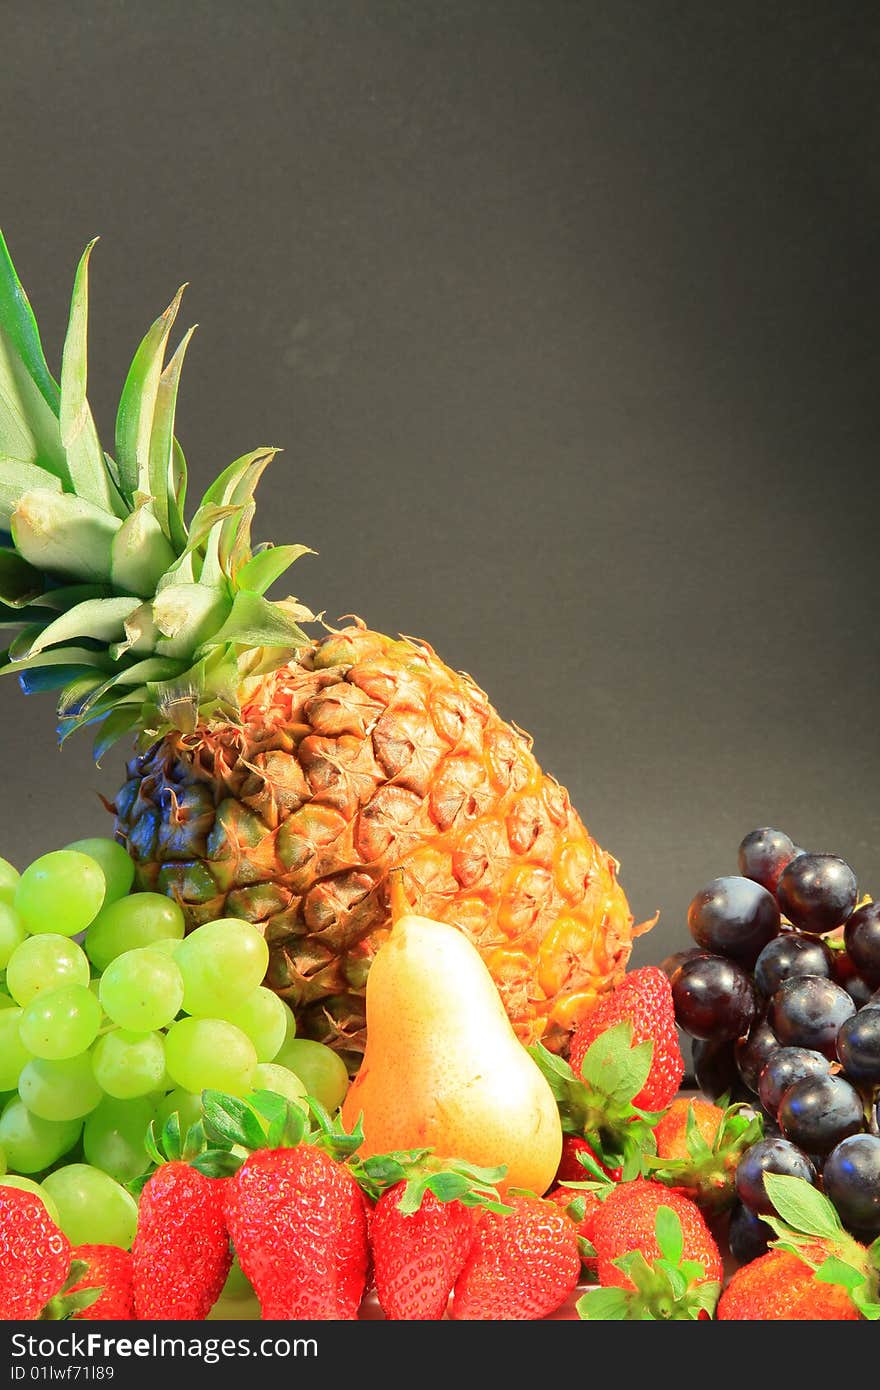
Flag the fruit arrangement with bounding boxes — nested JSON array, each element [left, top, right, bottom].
[[1, 231, 878, 1321], [0, 837, 348, 1247]]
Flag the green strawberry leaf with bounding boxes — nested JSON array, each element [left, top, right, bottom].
[[763, 1172, 844, 1241], [190, 1149, 245, 1179], [577, 1288, 633, 1320], [814, 1256, 866, 1291], [201, 1090, 268, 1151], [655, 1205, 684, 1267]]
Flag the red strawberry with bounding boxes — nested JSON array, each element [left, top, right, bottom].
[[545, 1185, 601, 1274], [67, 1245, 134, 1320], [556, 1135, 621, 1184], [646, 1098, 762, 1214], [718, 1246, 862, 1320], [132, 1162, 231, 1319], [225, 1145, 369, 1319], [451, 1195, 580, 1321], [370, 1184, 476, 1320], [0, 1187, 71, 1320], [590, 1178, 722, 1289], [569, 967, 683, 1110]]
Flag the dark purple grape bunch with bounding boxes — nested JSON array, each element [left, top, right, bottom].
[[669, 826, 880, 1244]]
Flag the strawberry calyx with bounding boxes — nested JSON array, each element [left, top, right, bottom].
[[41, 1260, 102, 1321], [530, 1022, 663, 1176], [643, 1102, 764, 1215], [350, 1151, 510, 1215], [761, 1172, 880, 1320], [577, 1206, 721, 1321]]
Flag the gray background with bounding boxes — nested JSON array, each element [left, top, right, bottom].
[[1, 1, 878, 963]]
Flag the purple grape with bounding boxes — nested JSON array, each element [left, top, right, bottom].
[[687, 876, 780, 966], [778, 1073, 865, 1155], [836, 1006, 880, 1084], [738, 828, 800, 894], [754, 932, 832, 998], [822, 1134, 880, 1234], [769, 975, 856, 1058], [734, 1017, 779, 1093], [734, 1136, 817, 1215], [757, 1046, 830, 1117], [728, 1202, 772, 1265], [670, 953, 756, 1042], [843, 902, 880, 986], [776, 853, 858, 934], [692, 1037, 740, 1101], [659, 948, 704, 980]]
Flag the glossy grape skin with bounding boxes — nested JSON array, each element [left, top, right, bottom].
[[670, 953, 756, 1041], [754, 933, 832, 998], [776, 854, 858, 934], [835, 1007, 880, 1084], [85, 893, 185, 972], [18, 1053, 103, 1121], [222, 988, 291, 1063], [659, 948, 703, 980], [41, 1164, 138, 1248], [778, 1073, 865, 1155], [735, 1136, 817, 1215], [164, 1017, 257, 1096], [756, 1047, 830, 1118], [82, 1096, 156, 1185], [0, 1009, 32, 1090], [843, 903, 880, 986], [19, 984, 102, 1060], [738, 828, 800, 894], [249, 1064, 308, 1109], [98, 949, 185, 1032], [174, 919, 270, 1017], [273, 1038, 350, 1112], [687, 876, 780, 966], [769, 976, 856, 1058], [728, 1201, 772, 1264], [0, 857, 20, 905], [64, 838, 135, 906], [5, 935, 90, 1006], [822, 1134, 880, 1234], [691, 1038, 740, 1101], [733, 1017, 779, 1093], [91, 1031, 167, 1100], [155, 1088, 204, 1138], [0, 1098, 81, 1174], [0, 904, 26, 970], [15, 851, 106, 937]]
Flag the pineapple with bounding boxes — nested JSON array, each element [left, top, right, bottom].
[[0, 231, 643, 1061]]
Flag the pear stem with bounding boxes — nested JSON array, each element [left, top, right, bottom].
[[388, 867, 410, 928]]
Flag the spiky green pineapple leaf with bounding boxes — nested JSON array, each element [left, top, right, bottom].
[[115, 284, 186, 504], [200, 590, 312, 653], [11, 490, 121, 583], [59, 240, 124, 516], [167, 436, 188, 553], [147, 326, 195, 539], [0, 228, 60, 414], [27, 597, 142, 656], [0, 463, 62, 530], [110, 502, 177, 597], [0, 550, 43, 607], [236, 544, 313, 596]]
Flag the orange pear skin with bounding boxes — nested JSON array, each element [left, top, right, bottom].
[[341, 908, 563, 1193]]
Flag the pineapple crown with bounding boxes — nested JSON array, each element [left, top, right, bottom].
[[0, 231, 315, 757]]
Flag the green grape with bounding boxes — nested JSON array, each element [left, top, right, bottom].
[[155, 1087, 204, 1137], [0, 856, 20, 905], [83, 1096, 155, 1184], [99, 949, 184, 1031], [85, 893, 185, 971], [175, 919, 269, 1017], [15, 851, 105, 937], [0, 1176, 62, 1225], [0, 1009, 32, 1090], [6, 934, 90, 1006], [0, 991, 15, 1009], [0, 903, 26, 969], [0, 1097, 81, 1174], [145, 936, 183, 959], [41, 1164, 138, 1249], [91, 1030, 166, 1100], [223, 988, 290, 1062], [0, 1144, 5, 1176], [19, 985, 102, 1061], [164, 1017, 257, 1096], [275, 1038, 349, 1113], [18, 1054, 103, 1121], [64, 838, 135, 906], [249, 1063, 308, 1110]]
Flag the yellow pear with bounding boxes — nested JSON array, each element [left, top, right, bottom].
[[341, 876, 562, 1193]]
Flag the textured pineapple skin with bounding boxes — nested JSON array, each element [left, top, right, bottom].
[[113, 625, 636, 1060]]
